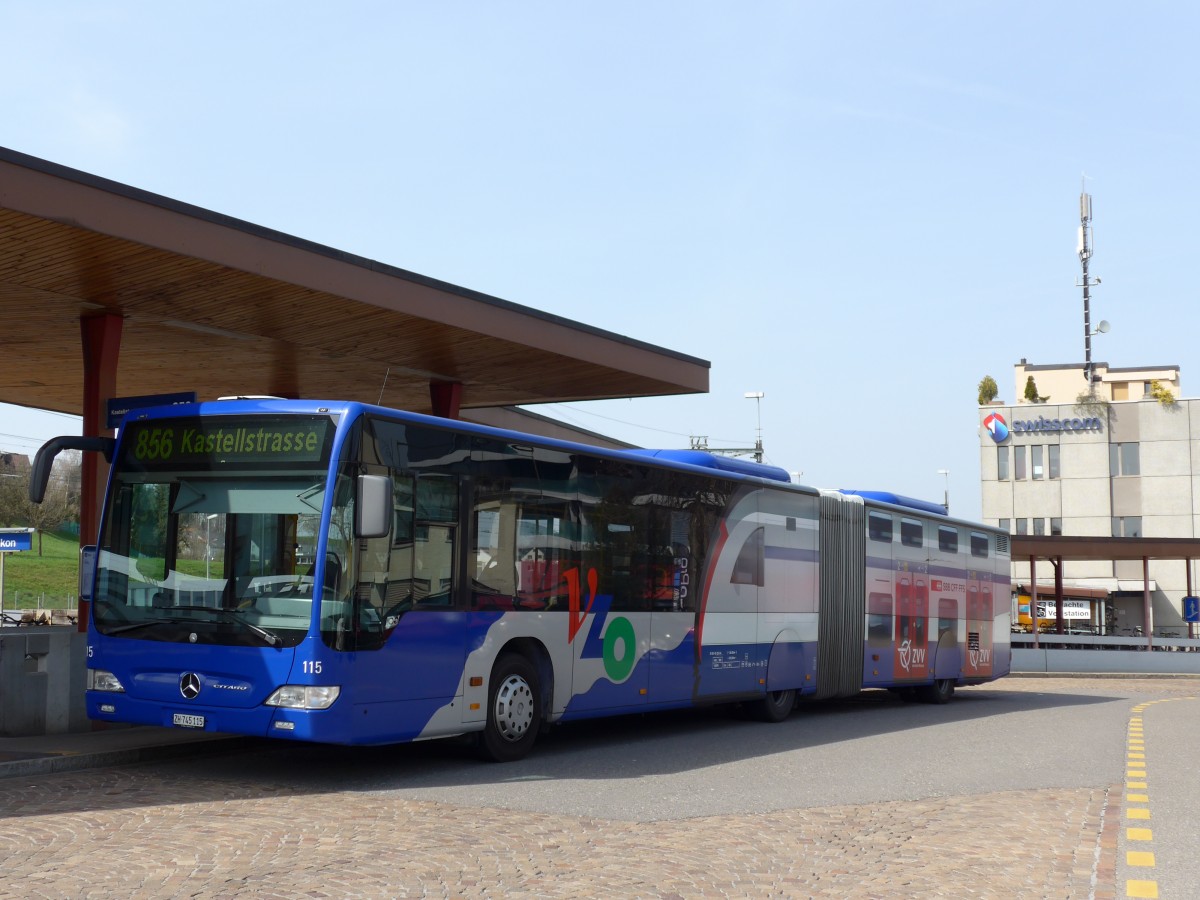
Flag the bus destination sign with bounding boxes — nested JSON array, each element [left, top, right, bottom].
[[121, 417, 333, 469]]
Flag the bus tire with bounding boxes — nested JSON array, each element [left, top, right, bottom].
[[478, 653, 541, 762], [751, 688, 796, 723], [917, 679, 955, 705]]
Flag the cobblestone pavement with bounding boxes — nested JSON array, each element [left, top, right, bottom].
[[0, 677, 1194, 899]]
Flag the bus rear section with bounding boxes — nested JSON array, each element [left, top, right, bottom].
[[822, 491, 1011, 703]]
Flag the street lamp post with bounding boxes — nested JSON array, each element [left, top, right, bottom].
[[937, 469, 950, 515], [744, 392, 765, 463]]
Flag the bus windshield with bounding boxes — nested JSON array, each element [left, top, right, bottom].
[[94, 415, 337, 647]]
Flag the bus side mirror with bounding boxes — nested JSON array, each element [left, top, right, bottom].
[[356, 474, 392, 539], [29, 435, 115, 503]]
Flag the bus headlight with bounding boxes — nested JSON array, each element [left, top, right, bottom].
[[87, 669, 125, 692], [264, 685, 341, 710]]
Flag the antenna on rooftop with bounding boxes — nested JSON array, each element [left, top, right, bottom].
[[1078, 179, 1098, 389]]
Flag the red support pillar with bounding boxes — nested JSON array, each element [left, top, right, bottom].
[[1053, 557, 1065, 634], [429, 381, 463, 419], [1188, 557, 1195, 640], [1143, 556, 1153, 650], [1030, 555, 1039, 650], [79, 313, 123, 630]]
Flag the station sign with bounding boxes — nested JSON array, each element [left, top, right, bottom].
[[1035, 598, 1091, 620], [0, 528, 34, 553], [107, 392, 196, 429], [1185, 596, 1200, 624]]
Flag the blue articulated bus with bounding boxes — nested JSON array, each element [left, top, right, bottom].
[[32, 399, 1010, 761]]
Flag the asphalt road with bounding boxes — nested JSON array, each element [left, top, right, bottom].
[[0, 675, 1196, 898], [174, 678, 1134, 820]]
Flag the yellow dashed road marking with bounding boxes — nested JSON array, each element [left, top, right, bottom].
[[1121, 698, 1196, 898]]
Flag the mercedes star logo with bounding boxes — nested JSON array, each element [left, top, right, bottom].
[[180, 672, 201, 700]]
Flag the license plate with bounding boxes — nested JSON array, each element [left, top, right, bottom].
[[172, 713, 205, 729]]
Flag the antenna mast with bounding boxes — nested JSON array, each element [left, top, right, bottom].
[[1078, 184, 1095, 388]]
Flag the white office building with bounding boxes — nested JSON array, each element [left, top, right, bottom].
[[979, 360, 1197, 634]]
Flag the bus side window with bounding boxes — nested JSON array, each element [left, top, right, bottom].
[[413, 475, 458, 607], [731, 526, 765, 586], [938, 598, 958, 642], [970, 532, 989, 558], [868, 513, 893, 543], [938, 526, 959, 554], [868, 592, 892, 646]]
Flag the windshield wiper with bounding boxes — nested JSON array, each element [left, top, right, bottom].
[[103, 618, 177, 636], [158, 604, 283, 647]]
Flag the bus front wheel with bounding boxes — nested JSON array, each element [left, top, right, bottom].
[[479, 653, 541, 762]]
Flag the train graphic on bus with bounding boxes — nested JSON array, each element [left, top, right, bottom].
[[32, 399, 1011, 761]]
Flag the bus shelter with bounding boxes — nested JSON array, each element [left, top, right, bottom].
[[1010, 535, 1200, 649], [0, 146, 710, 626]]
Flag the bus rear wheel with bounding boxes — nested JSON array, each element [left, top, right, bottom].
[[917, 679, 955, 705], [478, 653, 541, 762], [751, 688, 796, 723]]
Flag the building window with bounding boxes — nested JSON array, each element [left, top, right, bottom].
[[1031, 446, 1044, 480], [1050, 517, 1062, 535], [1032, 518, 1045, 536], [1014, 445, 1027, 480], [1015, 519, 1028, 535], [1110, 443, 1140, 477], [1048, 445, 1060, 480], [999, 518, 1010, 533], [1112, 516, 1143, 538], [997, 446, 1009, 481]]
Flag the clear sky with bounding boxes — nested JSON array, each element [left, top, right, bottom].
[[3, 2, 1197, 522]]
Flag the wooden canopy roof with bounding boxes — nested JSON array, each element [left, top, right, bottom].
[[0, 147, 709, 419]]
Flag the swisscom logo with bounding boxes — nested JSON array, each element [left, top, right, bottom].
[[983, 413, 1009, 443]]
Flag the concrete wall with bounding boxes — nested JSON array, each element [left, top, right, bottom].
[[0, 627, 89, 736], [1013, 647, 1200, 675]]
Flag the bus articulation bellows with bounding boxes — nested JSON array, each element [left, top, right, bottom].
[[33, 399, 1010, 761]]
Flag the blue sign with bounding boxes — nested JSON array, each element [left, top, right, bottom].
[[0, 529, 33, 553], [1184, 596, 1200, 624], [107, 392, 196, 429]]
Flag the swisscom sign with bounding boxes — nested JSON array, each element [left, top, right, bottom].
[[984, 412, 1103, 444]]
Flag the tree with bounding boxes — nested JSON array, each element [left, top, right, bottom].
[[1023, 376, 1048, 404], [1149, 380, 1178, 408], [977, 375, 999, 406], [0, 452, 80, 555], [1075, 390, 1111, 420]]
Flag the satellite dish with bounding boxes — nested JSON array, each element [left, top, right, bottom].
[[1096, 320, 1111, 334]]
